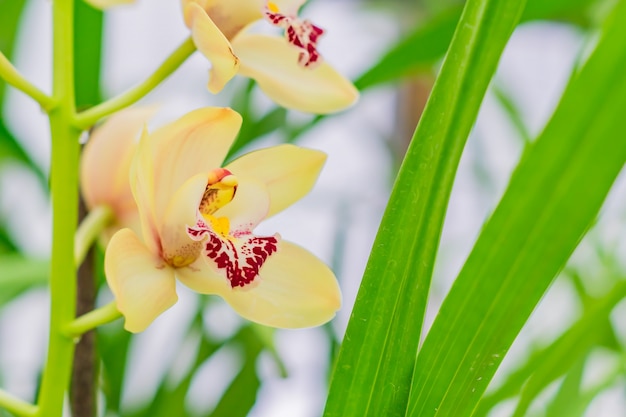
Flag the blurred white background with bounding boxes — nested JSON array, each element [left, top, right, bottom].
[[2, 0, 626, 416]]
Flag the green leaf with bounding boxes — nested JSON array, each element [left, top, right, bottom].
[[491, 83, 532, 145], [98, 320, 133, 414], [226, 107, 287, 161], [474, 279, 626, 416], [544, 357, 586, 417], [209, 326, 263, 417], [0, 0, 45, 187], [0, 224, 17, 253], [521, 0, 595, 22], [558, 356, 626, 417], [354, 6, 461, 90], [0, 0, 28, 111], [126, 316, 267, 417], [0, 254, 48, 306], [127, 323, 220, 417], [74, 0, 103, 110], [406, 1, 626, 415], [323, 0, 527, 416], [355, 0, 595, 91], [226, 79, 289, 160]]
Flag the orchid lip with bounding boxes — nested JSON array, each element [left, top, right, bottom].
[[187, 214, 280, 288], [263, 1, 325, 68]]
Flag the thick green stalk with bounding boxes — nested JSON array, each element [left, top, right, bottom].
[[36, 0, 81, 415]]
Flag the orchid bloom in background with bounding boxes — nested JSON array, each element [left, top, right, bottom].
[[105, 107, 341, 332], [81, 107, 156, 241], [181, 0, 359, 113], [83, 0, 358, 113]]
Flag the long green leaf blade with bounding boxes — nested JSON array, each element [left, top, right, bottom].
[[406, 2, 626, 416], [322, 0, 526, 416], [74, 0, 103, 109]]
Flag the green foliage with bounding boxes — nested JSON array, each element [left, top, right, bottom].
[[356, 0, 596, 90], [324, 0, 528, 415], [0, 0, 44, 187], [407, 1, 626, 413], [74, 0, 103, 109], [0, 254, 48, 306], [0, 0, 28, 104]]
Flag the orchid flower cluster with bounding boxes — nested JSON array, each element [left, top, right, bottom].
[[0, 0, 356, 415], [81, 0, 357, 332]]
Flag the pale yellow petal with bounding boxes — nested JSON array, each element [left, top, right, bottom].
[[130, 126, 161, 253], [183, 0, 264, 39], [221, 241, 341, 328], [176, 257, 231, 296], [159, 173, 207, 267], [83, 0, 135, 9], [226, 144, 325, 217], [232, 34, 359, 114], [81, 106, 156, 219], [179, 240, 342, 328], [213, 177, 270, 232], [105, 229, 178, 333], [185, 3, 240, 93], [148, 107, 242, 226]]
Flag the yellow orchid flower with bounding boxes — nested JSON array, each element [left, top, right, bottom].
[[81, 107, 156, 240], [104, 107, 341, 332], [181, 0, 359, 114]]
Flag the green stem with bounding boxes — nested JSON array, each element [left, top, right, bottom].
[[73, 37, 196, 129], [37, 0, 81, 415], [74, 205, 113, 266], [0, 390, 37, 417], [0, 52, 58, 111], [64, 301, 122, 338]]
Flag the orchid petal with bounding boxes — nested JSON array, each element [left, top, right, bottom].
[[219, 241, 340, 328], [184, 220, 280, 289], [159, 173, 208, 267], [81, 107, 156, 230], [130, 126, 161, 253], [232, 34, 358, 114], [183, 0, 264, 39], [214, 177, 270, 233], [149, 107, 242, 226], [226, 144, 325, 217], [176, 257, 230, 296], [185, 2, 240, 93], [105, 229, 178, 333]]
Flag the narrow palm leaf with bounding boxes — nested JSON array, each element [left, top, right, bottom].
[[323, 0, 527, 415], [407, 2, 626, 416]]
